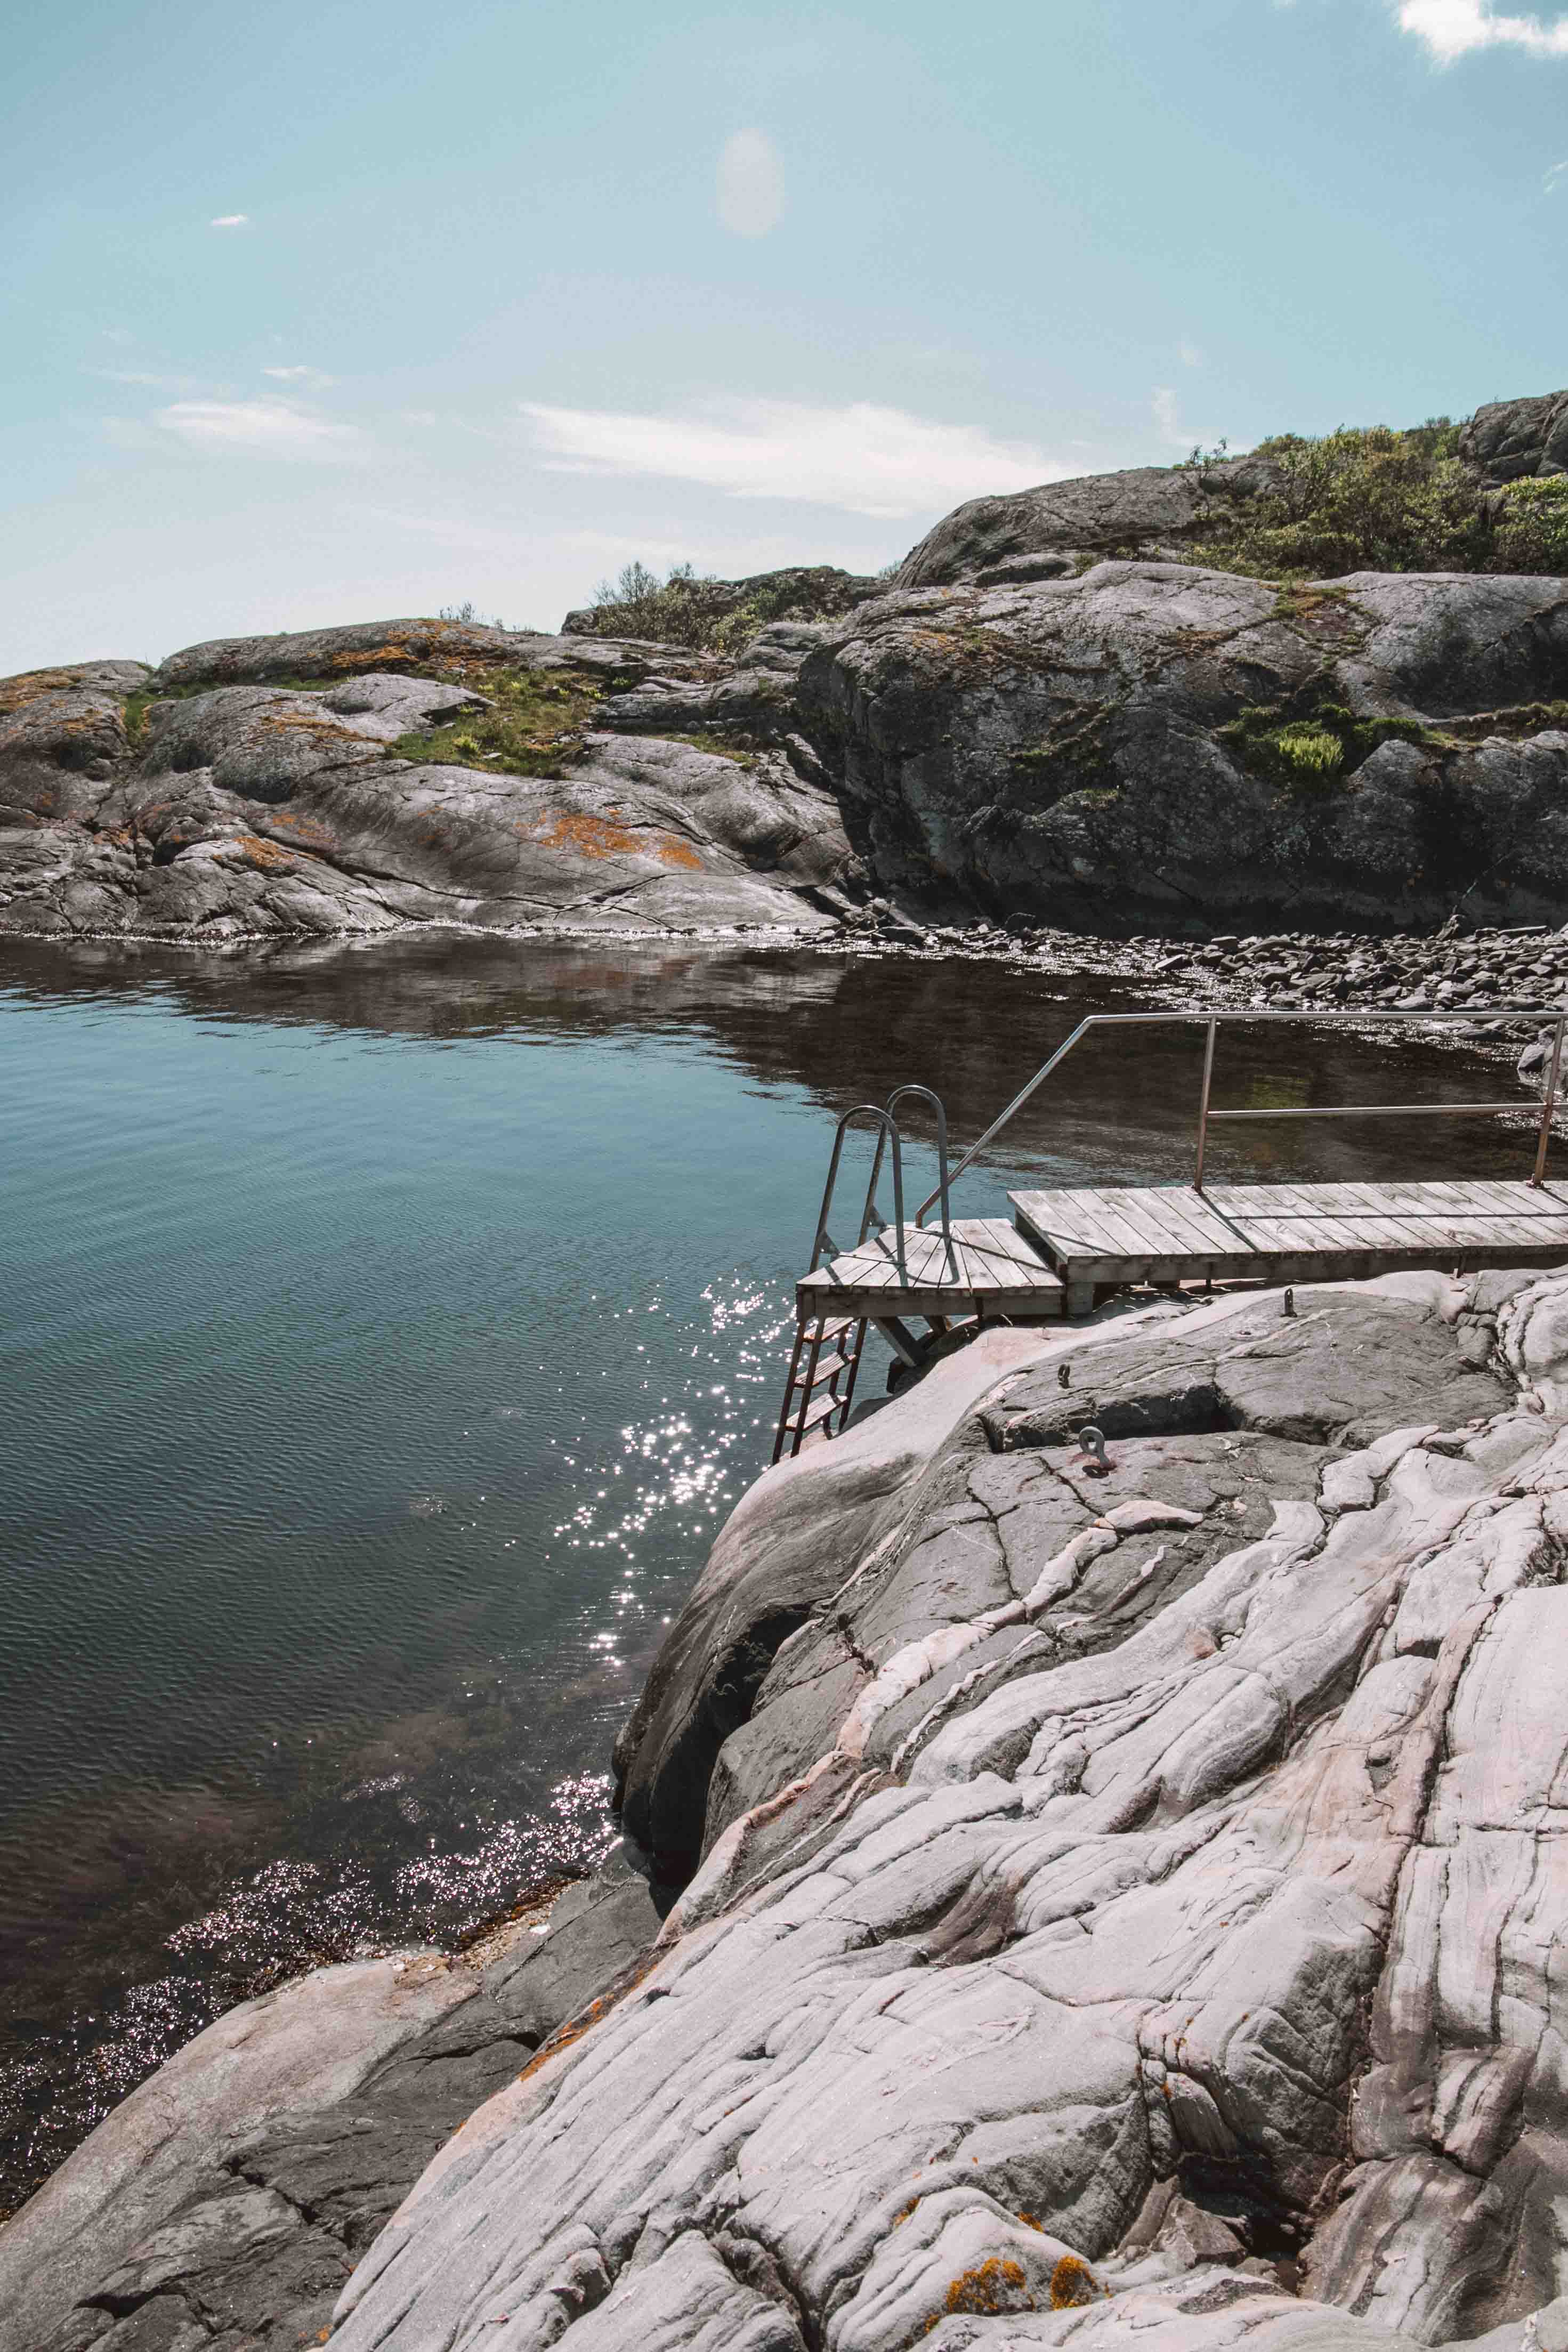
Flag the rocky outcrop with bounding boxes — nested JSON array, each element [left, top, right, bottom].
[[0, 1856, 660, 2352], [1459, 392, 1568, 487], [0, 622, 855, 941], [14, 1270, 1568, 2347], [892, 455, 1283, 592], [793, 562, 1568, 930], [290, 1265, 1568, 2350]]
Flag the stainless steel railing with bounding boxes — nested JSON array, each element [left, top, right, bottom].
[[812, 1087, 960, 1281], [913, 1003, 1568, 1224]]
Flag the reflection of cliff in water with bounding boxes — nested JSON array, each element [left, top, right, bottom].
[[0, 932, 1540, 1191]]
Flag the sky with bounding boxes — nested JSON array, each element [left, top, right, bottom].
[[3, 0, 1567, 670]]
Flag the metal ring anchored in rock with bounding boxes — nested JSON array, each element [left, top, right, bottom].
[[1073, 1424, 1111, 1476]]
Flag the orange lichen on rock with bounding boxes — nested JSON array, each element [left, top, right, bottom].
[[267, 810, 338, 851], [0, 669, 79, 714], [524, 812, 704, 871], [328, 642, 422, 673], [258, 713, 362, 747], [942, 2258, 1031, 2319], [1049, 2253, 1102, 2309], [234, 835, 296, 872]]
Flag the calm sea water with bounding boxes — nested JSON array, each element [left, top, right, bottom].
[[0, 932, 1545, 2208]]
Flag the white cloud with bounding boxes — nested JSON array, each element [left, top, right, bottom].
[[518, 397, 1061, 519], [1179, 340, 1205, 369], [1152, 387, 1189, 448], [716, 130, 785, 237], [154, 399, 362, 460], [209, 213, 250, 228], [1396, 1, 1568, 60], [1545, 156, 1568, 187], [263, 365, 335, 386]]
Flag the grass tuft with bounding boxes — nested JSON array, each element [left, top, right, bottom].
[[389, 669, 602, 780]]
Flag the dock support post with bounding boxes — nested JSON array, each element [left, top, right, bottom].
[[1532, 1017, 1567, 1188], [1193, 1019, 1218, 1193]]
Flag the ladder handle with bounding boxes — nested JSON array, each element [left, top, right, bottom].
[[809, 1106, 906, 1283], [891, 1084, 959, 1282]]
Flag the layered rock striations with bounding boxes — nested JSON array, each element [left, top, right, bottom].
[[326, 1271, 1568, 2349], [17, 1272, 1568, 2346]]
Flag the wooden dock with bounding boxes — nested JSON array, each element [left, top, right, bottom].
[[796, 1181, 1568, 1325], [775, 1008, 1568, 1456], [797, 1215, 1064, 1321]]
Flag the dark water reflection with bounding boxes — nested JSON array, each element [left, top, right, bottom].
[[0, 933, 1545, 2210]]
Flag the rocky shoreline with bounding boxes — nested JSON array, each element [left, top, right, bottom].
[[11, 1267, 1568, 2349]]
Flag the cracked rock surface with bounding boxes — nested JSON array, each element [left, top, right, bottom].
[[0, 623, 853, 941], [12, 1272, 1568, 2347], [296, 1274, 1568, 2345]]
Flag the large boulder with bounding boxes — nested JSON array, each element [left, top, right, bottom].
[[1458, 389, 1568, 485], [791, 562, 1568, 928], [893, 455, 1283, 591], [306, 1267, 1568, 2352]]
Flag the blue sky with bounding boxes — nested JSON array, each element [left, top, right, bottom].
[[4, 0, 1566, 669]]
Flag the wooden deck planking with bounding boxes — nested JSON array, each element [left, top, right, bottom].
[[798, 1216, 1065, 1321], [1004, 1177, 1568, 1306]]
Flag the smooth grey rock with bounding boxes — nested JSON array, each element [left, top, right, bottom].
[[894, 457, 1282, 590], [325, 1271, 1568, 2352]]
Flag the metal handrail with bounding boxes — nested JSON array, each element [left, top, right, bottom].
[[810, 1106, 907, 1282], [884, 1085, 960, 1283], [913, 1002, 1568, 1223]]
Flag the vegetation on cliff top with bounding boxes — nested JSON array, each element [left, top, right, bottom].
[[1184, 421, 1568, 581], [573, 560, 888, 655]]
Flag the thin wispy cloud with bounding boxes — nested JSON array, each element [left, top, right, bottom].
[[263, 365, 335, 386], [1545, 156, 1568, 188], [155, 399, 362, 460], [716, 130, 785, 237], [1179, 341, 1205, 369], [209, 213, 250, 229], [1396, 1, 1568, 61], [519, 398, 1061, 519], [1152, 387, 1189, 448]]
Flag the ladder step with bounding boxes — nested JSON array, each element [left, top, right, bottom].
[[799, 1351, 854, 1389], [796, 1391, 846, 1436]]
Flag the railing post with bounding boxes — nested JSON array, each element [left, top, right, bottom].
[[1194, 1019, 1218, 1193], [1531, 1016, 1566, 1187]]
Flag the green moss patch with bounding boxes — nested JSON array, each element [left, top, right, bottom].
[[1220, 699, 1442, 793], [390, 668, 602, 780]]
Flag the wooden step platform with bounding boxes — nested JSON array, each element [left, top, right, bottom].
[[797, 1216, 1065, 1321], [1011, 1178, 1568, 1311]]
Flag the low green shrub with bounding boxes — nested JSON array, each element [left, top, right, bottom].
[[1491, 476, 1568, 574]]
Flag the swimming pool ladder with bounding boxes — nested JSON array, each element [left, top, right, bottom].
[[772, 1087, 957, 1462]]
